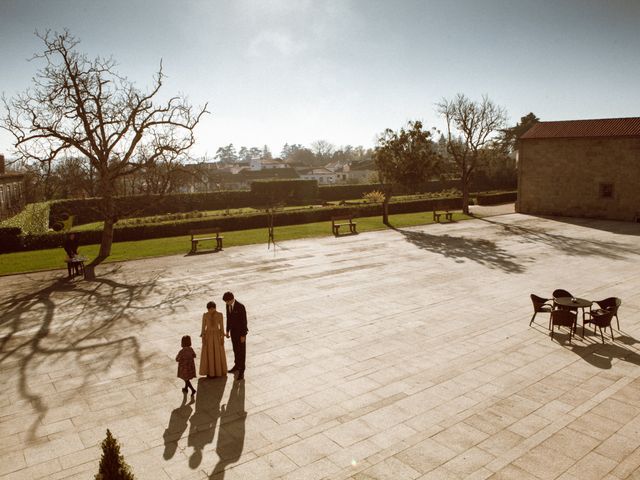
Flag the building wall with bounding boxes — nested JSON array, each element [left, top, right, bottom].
[[300, 173, 337, 184], [517, 137, 640, 221]]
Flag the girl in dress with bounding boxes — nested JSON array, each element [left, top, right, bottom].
[[199, 301, 228, 377], [176, 335, 197, 395]]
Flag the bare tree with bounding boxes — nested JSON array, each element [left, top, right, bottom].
[[310, 139, 335, 165], [2, 30, 208, 262], [436, 94, 507, 214]]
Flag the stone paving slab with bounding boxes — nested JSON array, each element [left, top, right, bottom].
[[1, 213, 640, 479]]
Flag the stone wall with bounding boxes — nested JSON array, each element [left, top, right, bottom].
[[517, 137, 640, 221]]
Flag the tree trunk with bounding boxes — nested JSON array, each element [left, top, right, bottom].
[[461, 173, 470, 215], [94, 190, 116, 265], [99, 216, 115, 258], [382, 187, 392, 225]]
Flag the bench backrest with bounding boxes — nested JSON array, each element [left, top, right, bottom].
[[190, 227, 221, 237], [331, 215, 354, 223]]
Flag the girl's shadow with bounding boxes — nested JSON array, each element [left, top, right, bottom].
[[163, 393, 195, 460]]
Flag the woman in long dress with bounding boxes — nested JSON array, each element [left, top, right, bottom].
[[199, 301, 228, 377]]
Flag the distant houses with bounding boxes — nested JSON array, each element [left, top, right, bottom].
[[517, 117, 640, 222], [180, 157, 377, 192]]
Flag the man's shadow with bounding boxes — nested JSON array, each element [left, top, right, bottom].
[[210, 380, 246, 479], [163, 392, 195, 460], [188, 377, 228, 468]]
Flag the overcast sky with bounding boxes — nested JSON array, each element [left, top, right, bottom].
[[1, 0, 639, 159]]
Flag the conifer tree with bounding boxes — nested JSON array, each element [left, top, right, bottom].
[[95, 429, 135, 480]]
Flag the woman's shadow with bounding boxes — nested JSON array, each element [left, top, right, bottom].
[[187, 377, 228, 468], [163, 392, 195, 460], [210, 380, 246, 479]]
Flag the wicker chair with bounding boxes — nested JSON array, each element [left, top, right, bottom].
[[550, 309, 577, 342], [530, 294, 553, 328], [592, 297, 622, 330], [552, 289, 577, 312], [583, 309, 615, 343]]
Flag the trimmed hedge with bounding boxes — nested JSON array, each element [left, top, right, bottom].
[[49, 191, 257, 227], [250, 179, 318, 205], [476, 191, 517, 206], [0, 202, 51, 234], [48, 176, 516, 226], [318, 177, 516, 201], [4, 196, 463, 253], [318, 181, 461, 201]]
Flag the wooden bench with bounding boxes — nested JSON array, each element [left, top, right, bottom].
[[190, 228, 224, 253], [331, 215, 357, 236], [432, 211, 453, 222]]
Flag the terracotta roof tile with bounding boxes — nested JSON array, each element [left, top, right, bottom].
[[520, 117, 640, 140]]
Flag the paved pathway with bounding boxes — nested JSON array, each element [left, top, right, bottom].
[[1, 213, 640, 479]]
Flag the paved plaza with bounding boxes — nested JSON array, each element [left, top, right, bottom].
[[2, 211, 640, 479]]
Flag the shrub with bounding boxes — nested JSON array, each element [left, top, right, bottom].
[[363, 190, 385, 203], [95, 429, 135, 480]]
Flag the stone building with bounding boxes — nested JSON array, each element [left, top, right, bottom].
[[0, 154, 26, 220], [517, 117, 640, 221]]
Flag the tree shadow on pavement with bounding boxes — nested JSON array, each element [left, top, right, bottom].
[[392, 226, 526, 274], [534, 215, 640, 237], [476, 215, 640, 260], [0, 265, 184, 441]]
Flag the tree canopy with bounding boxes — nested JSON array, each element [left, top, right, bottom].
[[500, 112, 540, 152], [374, 120, 440, 224]]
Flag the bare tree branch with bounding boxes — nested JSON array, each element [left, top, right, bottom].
[[1, 30, 209, 264], [436, 94, 507, 214]]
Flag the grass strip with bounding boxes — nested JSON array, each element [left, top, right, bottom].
[[0, 210, 470, 276]]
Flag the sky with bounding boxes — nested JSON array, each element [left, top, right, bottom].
[[1, 0, 639, 160]]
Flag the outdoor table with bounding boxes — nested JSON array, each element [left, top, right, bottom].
[[554, 296, 592, 325]]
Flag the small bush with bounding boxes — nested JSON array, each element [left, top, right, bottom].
[[95, 429, 135, 480], [363, 190, 385, 203]]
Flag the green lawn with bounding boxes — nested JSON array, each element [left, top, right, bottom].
[[0, 210, 471, 276]]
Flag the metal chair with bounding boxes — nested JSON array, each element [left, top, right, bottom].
[[583, 309, 615, 343], [592, 297, 622, 329], [529, 294, 553, 328], [550, 309, 577, 342]]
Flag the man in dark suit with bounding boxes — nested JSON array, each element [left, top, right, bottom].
[[223, 291, 248, 380]]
